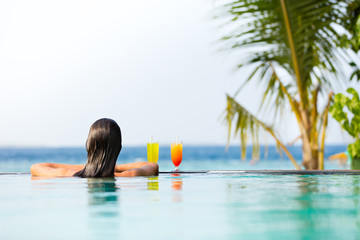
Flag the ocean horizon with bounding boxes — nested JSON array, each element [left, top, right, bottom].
[[0, 145, 349, 172]]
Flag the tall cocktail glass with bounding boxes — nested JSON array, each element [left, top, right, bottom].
[[171, 142, 182, 171], [147, 141, 159, 163]]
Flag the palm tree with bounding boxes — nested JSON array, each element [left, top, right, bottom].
[[220, 0, 360, 169]]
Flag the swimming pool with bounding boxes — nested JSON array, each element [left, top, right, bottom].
[[1, 172, 360, 240]]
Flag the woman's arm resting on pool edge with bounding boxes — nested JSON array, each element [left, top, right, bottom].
[[114, 162, 159, 177], [30, 163, 85, 177]]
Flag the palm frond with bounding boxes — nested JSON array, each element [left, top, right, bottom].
[[219, 0, 359, 99], [225, 95, 300, 169]]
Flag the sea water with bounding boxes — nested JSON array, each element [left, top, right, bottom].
[[0, 145, 349, 172]]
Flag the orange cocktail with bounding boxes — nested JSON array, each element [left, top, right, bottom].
[[171, 142, 182, 171]]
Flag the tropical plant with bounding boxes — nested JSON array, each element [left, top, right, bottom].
[[341, 4, 360, 81], [329, 88, 360, 160], [219, 0, 360, 169]]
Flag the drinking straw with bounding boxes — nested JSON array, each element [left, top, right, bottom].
[[176, 135, 180, 144]]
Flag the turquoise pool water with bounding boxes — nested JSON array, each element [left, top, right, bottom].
[[1, 173, 360, 240]]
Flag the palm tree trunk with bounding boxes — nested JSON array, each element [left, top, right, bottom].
[[300, 108, 319, 170], [302, 134, 319, 170]]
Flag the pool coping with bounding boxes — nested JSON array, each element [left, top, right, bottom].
[[2, 170, 360, 175], [160, 170, 360, 175]]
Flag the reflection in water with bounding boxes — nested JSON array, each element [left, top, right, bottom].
[[171, 174, 183, 202], [87, 178, 120, 239], [293, 176, 320, 235], [295, 176, 319, 194], [147, 176, 159, 191], [147, 176, 159, 202], [31, 176, 57, 181], [294, 176, 320, 215], [87, 178, 119, 217], [353, 178, 360, 228], [171, 173, 183, 191], [224, 175, 360, 239]]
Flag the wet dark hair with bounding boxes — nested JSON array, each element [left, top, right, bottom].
[[74, 118, 122, 178]]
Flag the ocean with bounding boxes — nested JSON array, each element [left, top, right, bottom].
[[0, 145, 348, 172]]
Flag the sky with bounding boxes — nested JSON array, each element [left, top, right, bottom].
[[0, 0, 357, 147]]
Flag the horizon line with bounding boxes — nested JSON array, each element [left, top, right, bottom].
[[0, 143, 349, 149]]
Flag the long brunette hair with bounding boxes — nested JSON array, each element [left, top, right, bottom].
[[74, 118, 122, 178]]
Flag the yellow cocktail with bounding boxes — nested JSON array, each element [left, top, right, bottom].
[[147, 142, 159, 163]]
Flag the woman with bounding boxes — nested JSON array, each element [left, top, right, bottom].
[[30, 118, 159, 177]]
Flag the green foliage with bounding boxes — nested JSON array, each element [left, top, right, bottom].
[[349, 140, 360, 160], [220, 0, 358, 104], [342, 4, 360, 82], [220, 0, 359, 166], [226, 94, 301, 169], [329, 88, 360, 158], [341, 3, 360, 52], [225, 95, 269, 159]]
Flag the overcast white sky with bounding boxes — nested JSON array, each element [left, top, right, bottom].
[[0, 0, 357, 147]]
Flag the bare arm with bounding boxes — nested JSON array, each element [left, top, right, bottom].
[[30, 163, 85, 177], [114, 162, 159, 177]]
